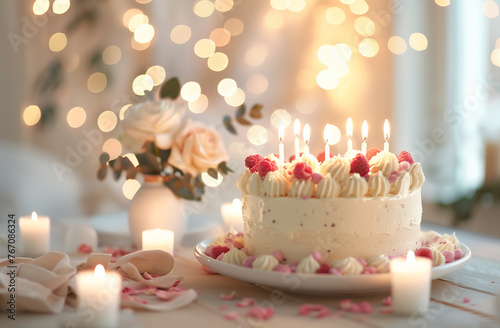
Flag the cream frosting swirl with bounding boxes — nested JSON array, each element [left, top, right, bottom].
[[319, 156, 351, 183], [246, 173, 263, 196], [252, 254, 279, 271], [289, 179, 315, 198], [262, 170, 289, 197], [421, 230, 440, 245], [367, 171, 390, 197], [330, 256, 364, 275], [295, 254, 321, 274], [366, 255, 390, 273], [436, 233, 460, 249], [237, 169, 252, 193], [390, 171, 411, 195], [315, 173, 340, 198], [340, 173, 368, 198], [434, 240, 455, 253], [369, 151, 398, 177], [429, 246, 446, 266], [409, 163, 425, 190], [221, 247, 248, 266]]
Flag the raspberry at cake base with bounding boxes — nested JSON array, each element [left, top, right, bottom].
[[237, 149, 425, 264]]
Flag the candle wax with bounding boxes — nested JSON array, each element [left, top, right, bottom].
[[142, 229, 174, 255], [19, 213, 50, 257]]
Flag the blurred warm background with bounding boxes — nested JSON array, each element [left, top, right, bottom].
[[1, 0, 499, 237]]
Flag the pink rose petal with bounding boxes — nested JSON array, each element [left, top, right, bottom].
[[380, 308, 393, 314], [359, 301, 373, 314], [247, 306, 274, 320], [272, 250, 284, 262], [383, 296, 393, 306], [220, 290, 237, 300], [243, 256, 255, 268], [224, 311, 239, 321], [77, 243, 93, 254], [463, 297, 471, 303], [155, 289, 183, 301], [339, 299, 352, 311], [237, 297, 255, 308]]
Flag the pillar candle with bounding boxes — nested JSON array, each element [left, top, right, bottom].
[[142, 229, 174, 255], [221, 198, 243, 232], [19, 212, 50, 257]]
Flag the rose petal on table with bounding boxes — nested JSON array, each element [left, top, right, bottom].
[[237, 297, 255, 307], [155, 289, 184, 301], [359, 301, 373, 314], [463, 297, 471, 303], [219, 305, 229, 311], [339, 299, 352, 311], [142, 271, 152, 280], [247, 306, 274, 320], [382, 296, 393, 306], [77, 243, 93, 254], [380, 308, 393, 314], [220, 290, 237, 300], [224, 311, 239, 321]]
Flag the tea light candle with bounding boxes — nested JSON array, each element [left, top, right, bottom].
[[221, 198, 243, 232], [324, 124, 330, 160], [19, 212, 50, 257], [361, 120, 368, 156], [76, 264, 122, 328], [294, 119, 300, 160], [142, 229, 174, 255], [390, 251, 432, 316], [346, 117, 353, 152], [303, 124, 310, 156], [384, 119, 390, 152], [278, 125, 285, 166]]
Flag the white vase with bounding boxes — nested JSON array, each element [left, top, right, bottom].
[[128, 175, 186, 249]]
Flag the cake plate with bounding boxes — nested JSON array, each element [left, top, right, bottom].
[[193, 238, 471, 295]]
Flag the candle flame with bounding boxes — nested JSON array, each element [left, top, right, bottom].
[[362, 120, 368, 141], [31, 211, 37, 222], [304, 124, 310, 145], [406, 250, 415, 265], [294, 119, 300, 137], [384, 119, 390, 141], [346, 117, 353, 138], [94, 264, 105, 278], [324, 124, 331, 143], [155, 228, 160, 232], [279, 125, 285, 143], [232, 198, 242, 209]]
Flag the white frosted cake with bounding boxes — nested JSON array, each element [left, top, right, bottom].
[[236, 149, 426, 264]]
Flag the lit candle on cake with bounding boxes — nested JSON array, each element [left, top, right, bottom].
[[384, 119, 390, 152], [346, 117, 353, 152], [294, 119, 300, 160], [324, 124, 330, 160], [221, 198, 243, 231], [361, 120, 368, 156], [19, 212, 50, 257], [303, 124, 310, 156], [390, 251, 432, 316], [278, 125, 285, 166], [142, 228, 174, 255], [76, 264, 122, 328]]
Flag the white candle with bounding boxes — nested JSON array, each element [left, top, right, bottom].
[[303, 124, 310, 156], [278, 125, 285, 167], [324, 124, 330, 160], [390, 251, 432, 316], [221, 198, 243, 232], [346, 117, 353, 152], [361, 120, 368, 156], [19, 212, 50, 257], [142, 229, 174, 255], [384, 119, 390, 152], [294, 119, 300, 160], [76, 264, 122, 328]]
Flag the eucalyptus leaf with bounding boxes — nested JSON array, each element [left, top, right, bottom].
[[223, 115, 237, 135], [97, 167, 107, 180], [135, 152, 162, 174], [160, 77, 181, 99], [236, 104, 246, 118], [99, 152, 110, 165], [217, 161, 233, 174], [249, 104, 264, 119], [207, 168, 218, 179]]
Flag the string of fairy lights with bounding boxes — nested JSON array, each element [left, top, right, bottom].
[[21, 0, 500, 199]]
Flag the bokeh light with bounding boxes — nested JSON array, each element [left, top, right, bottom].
[[340, 0, 356, 4], [224, 18, 244, 36], [170, 25, 191, 44], [23, 105, 42, 126], [264, 10, 284, 30], [102, 45, 122, 65], [136, 0, 152, 3], [350, 0, 369, 15], [318, 44, 334, 65], [102, 138, 122, 160], [245, 44, 268, 66], [33, 0, 49, 15], [188, 94, 209, 113], [246, 74, 269, 95], [122, 9, 143, 27], [325, 7, 345, 25], [181, 81, 201, 102], [409, 33, 428, 51], [123, 179, 141, 200], [145, 65, 166, 86], [270, 0, 288, 10], [325, 124, 342, 145], [358, 38, 379, 57], [328, 62, 349, 78], [247, 125, 269, 146], [492, 49, 500, 67], [124, 153, 139, 167], [354, 16, 376, 37], [316, 70, 339, 90], [98, 111, 117, 132], [217, 78, 237, 97], [270, 109, 292, 128], [208, 52, 229, 72], [194, 39, 216, 58], [214, 0, 234, 12], [202, 172, 223, 187], [132, 74, 154, 96], [49, 32, 67, 52], [128, 13, 149, 32], [119, 104, 132, 120], [131, 38, 150, 51], [288, 0, 306, 12], [53, 0, 70, 14], [228, 141, 247, 158], [194, 0, 215, 17], [209, 28, 231, 47], [87, 72, 107, 93], [331, 43, 352, 62], [224, 88, 245, 107], [134, 23, 155, 43], [434, 0, 450, 7], [483, 0, 499, 18], [67, 106, 86, 128], [388, 36, 407, 54]]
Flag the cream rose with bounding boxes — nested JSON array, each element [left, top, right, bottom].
[[169, 121, 229, 175], [122, 100, 183, 149]]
